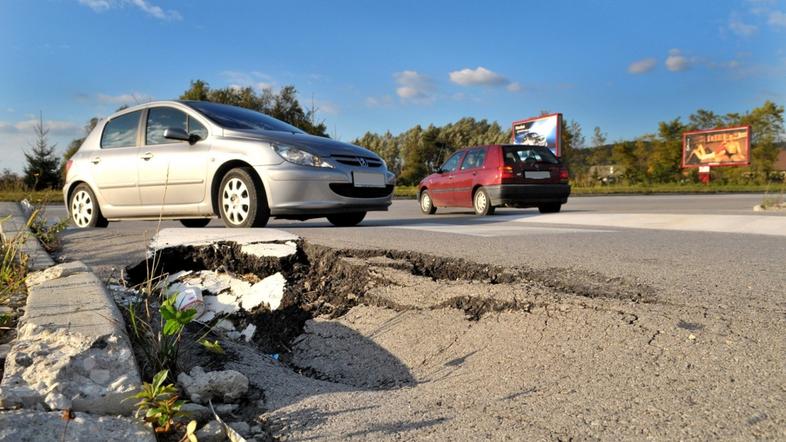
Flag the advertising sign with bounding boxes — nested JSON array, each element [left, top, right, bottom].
[[511, 113, 562, 156], [682, 126, 751, 168]]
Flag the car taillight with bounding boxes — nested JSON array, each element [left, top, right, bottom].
[[559, 167, 570, 182], [498, 165, 515, 179], [65, 159, 73, 177]]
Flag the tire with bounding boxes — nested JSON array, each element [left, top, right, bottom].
[[218, 168, 269, 228], [473, 187, 494, 216], [69, 184, 108, 228], [180, 218, 211, 228], [326, 211, 367, 227], [419, 189, 437, 215], [538, 203, 562, 214]]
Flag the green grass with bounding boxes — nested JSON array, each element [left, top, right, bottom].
[[0, 189, 62, 203], [394, 182, 784, 198]]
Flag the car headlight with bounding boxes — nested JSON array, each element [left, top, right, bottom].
[[273, 144, 333, 168]]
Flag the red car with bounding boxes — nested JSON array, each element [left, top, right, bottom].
[[417, 144, 570, 216]]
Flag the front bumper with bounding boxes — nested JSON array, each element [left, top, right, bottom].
[[257, 163, 395, 216], [486, 183, 570, 207]]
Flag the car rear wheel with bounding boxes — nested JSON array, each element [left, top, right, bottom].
[[326, 212, 366, 227], [419, 189, 437, 215], [219, 168, 269, 228], [180, 218, 211, 228], [473, 187, 494, 216], [538, 203, 562, 213], [69, 184, 108, 228]]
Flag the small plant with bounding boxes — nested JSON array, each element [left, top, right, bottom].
[[133, 369, 186, 433], [27, 211, 69, 253], [180, 420, 198, 442], [0, 215, 29, 303], [199, 338, 225, 355]]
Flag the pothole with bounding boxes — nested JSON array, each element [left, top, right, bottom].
[[122, 234, 655, 391]]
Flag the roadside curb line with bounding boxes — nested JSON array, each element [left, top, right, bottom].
[[0, 202, 54, 271], [0, 202, 154, 441]]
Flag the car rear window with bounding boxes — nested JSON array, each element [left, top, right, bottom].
[[502, 145, 559, 165], [101, 111, 141, 149]]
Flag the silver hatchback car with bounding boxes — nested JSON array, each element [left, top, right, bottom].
[[63, 101, 395, 228]]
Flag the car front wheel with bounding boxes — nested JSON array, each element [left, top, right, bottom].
[[327, 212, 366, 227], [69, 184, 108, 228], [219, 168, 269, 228], [420, 189, 437, 215], [473, 187, 494, 216]]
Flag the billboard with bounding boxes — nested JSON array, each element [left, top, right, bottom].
[[682, 126, 751, 168], [511, 113, 562, 156]]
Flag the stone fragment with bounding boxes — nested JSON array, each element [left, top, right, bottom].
[[150, 228, 299, 251], [239, 272, 287, 311], [229, 421, 251, 436], [25, 261, 89, 287], [176, 402, 212, 424], [195, 420, 226, 442], [177, 366, 249, 404], [240, 324, 257, 342], [240, 241, 298, 258]]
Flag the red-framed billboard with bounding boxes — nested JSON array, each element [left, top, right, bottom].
[[511, 113, 562, 157], [682, 126, 751, 168]]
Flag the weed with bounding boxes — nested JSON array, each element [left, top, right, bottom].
[[0, 215, 29, 304], [132, 369, 186, 434], [27, 211, 69, 253]]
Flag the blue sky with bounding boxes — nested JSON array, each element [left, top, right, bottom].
[[1, 0, 784, 172]]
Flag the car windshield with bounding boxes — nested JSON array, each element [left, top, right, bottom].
[[184, 101, 305, 134], [503, 145, 559, 165]]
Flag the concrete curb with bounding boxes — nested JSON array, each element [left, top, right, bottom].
[[0, 202, 54, 271], [0, 202, 152, 438]]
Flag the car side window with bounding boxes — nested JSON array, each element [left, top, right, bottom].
[[461, 149, 487, 170], [146, 107, 188, 145], [188, 116, 208, 140], [441, 152, 464, 173], [101, 111, 142, 149]]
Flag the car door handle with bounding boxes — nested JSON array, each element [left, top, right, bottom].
[[140, 152, 154, 161], [91, 156, 101, 164]]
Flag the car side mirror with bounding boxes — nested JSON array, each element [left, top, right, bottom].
[[164, 128, 201, 145]]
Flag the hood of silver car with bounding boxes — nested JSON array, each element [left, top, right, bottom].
[[224, 129, 379, 159]]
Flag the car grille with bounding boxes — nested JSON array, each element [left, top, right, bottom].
[[329, 184, 394, 198], [331, 154, 383, 168]]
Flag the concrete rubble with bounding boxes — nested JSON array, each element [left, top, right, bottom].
[[177, 366, 249, 404], [1, 262, 141, 416], [0, 410, 155, 441]]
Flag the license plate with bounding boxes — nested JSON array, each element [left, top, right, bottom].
[[525, 171, 551, 179], [353, 172, 385, 188]]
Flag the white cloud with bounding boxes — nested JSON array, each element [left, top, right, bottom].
[[627, 58, 657, 74], [394, 71, 435, 104], [665, 49, 692, 72], [449, 66, 508, 86], [0, 118, 81, 136], [729, 16, 758, 36], [78, 0, 111, 12], [78, 0, 181, 21], [448, 66, 521, 93], [96, 92, 153, 105], [221, 71, 275, 92], [769, 10, 786, 27]]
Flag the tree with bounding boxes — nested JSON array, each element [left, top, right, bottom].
[[591, 126, 607, 148], [23, 114, 61, 190], [648, 118, 685, 182]]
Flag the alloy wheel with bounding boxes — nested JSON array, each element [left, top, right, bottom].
[[71, 190, 94, 227], [222, 178, 251, 226]]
